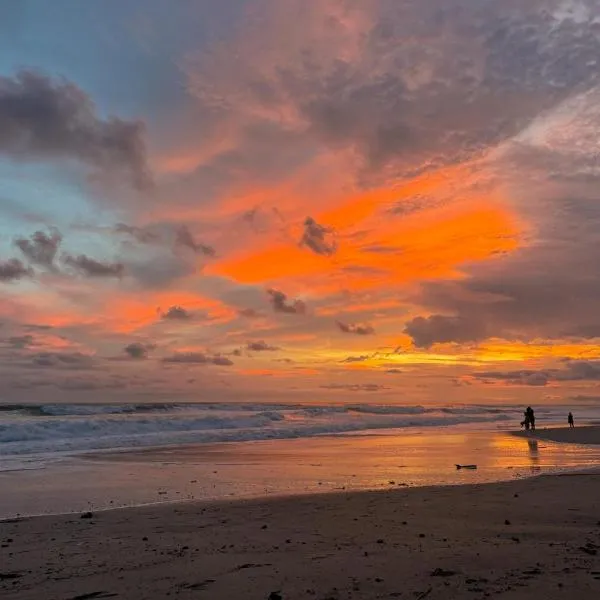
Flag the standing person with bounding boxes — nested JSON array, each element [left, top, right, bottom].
[[521, 410, 530, 430], [526, 406, 536, 431], [568, 412, 574, 428]]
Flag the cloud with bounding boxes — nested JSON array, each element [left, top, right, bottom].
[[320, 383, 389, 392], [188, 0, 600, 184], [473, 369, 550, 387], [472, 360, 600, 387], [404, 315, 488, 348], [15, 228, 62, 268], [238, 308, 262, 318], [124, 342, 154, 359], [402, 82, 600, 347], [360, 244, 402, 254], [161, 305, 193, 320], [212, 355, 235, 366], [175, 225, 216, 257], [114, 223, 160, 244], [557, 360, 600, 382], [341, 355, 371, 363], [0, 70, 150, 189], [63, 254, 124, 278], [125, 251, 196, 289], [0, 258, 33, 282], [300, 216, 336, 256], [336, 320, 375, 335], [267, 288, 306, 314], [162, 352, 233, 366], [247, 340, 280, 352], [29, 351, 94, 369], [7, 334, 34, 349]]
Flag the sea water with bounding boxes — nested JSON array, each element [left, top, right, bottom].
[[1, 402, 599, 518]]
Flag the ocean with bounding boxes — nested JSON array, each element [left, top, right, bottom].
[[1, 401, 599, 518]]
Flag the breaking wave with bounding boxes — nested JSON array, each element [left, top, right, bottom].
[[0, 402, 517, 456]]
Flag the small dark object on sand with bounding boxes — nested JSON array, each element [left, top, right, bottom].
[[505, 520, 511, 525], [431, 568, 457, 577], [80, 512, 93, 519], [0, 572, 22, 581], [455, 464, 477, 470], [268, 593, 283, 600]]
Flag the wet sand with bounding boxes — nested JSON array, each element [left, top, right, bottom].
[[513, 425, 600, 445], [2, 473, 600, 599]]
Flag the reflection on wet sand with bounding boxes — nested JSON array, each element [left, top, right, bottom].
[[527, 439, 539, 468], [2, 430, 600, 518]]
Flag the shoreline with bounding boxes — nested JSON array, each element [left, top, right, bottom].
[[4, 462, 599, 524], [512, 425, 600, 446], [2, 472, 599, 599], [4, 427, 600, 521]]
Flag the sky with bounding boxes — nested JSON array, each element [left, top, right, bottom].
[[1, 0, 600, 404]]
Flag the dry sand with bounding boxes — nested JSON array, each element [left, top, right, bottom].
[[513, 426, 600, 446], [2, 471, 600, 600]]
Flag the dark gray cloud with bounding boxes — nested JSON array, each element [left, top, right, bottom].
[[124, 342, 154, 360], [63, 254, 124, 278], [114, 223, 161, 244], [162, 352, 233, 366], [29, 351, 94, 369], [473, 369, 550, 387], [212, 355, 235, 366], [300, 217, 336, 256], [125, 252, 196, 289], [267, 288, 306, 314], [0, 70, 150, 189], [472, 360, 600, 387], [161, 305, 193, 320], [0, 258, 32, 282], [15, 228, 62, 268], [336, 321, 375, 335], [247, 340, 280, 352], [175, 225, 216, 257], [341, 355, 371, 363], [404, 315, 489, 348]]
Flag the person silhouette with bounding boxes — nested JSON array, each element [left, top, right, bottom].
[[526, 406, 535, 431], [568, 412, 574, 428]]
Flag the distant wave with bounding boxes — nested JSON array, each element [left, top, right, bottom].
[[0, 402, 519, 456]]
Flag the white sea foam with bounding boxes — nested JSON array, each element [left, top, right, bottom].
[[2, 401, 595, 458], [0, 402, 522, 456]]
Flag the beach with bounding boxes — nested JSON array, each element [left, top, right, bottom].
[[2, 472, 599, 600], [513, 426, 600, 446], [2, 427, 600, 600]]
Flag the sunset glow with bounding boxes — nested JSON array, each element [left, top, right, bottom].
[[1, 0, 599, 404]]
